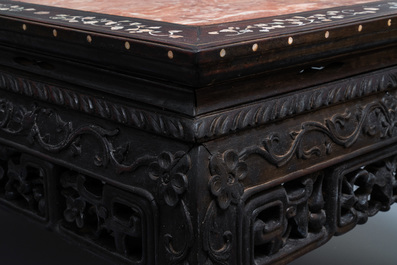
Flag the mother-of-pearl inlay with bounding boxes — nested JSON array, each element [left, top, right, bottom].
[[12, 0, 384, 25], [0, 1, 396, 40]]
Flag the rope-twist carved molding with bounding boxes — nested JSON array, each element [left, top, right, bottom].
[[0, 71, 191, 140], [196, 69, 397, 139], [1, 67, 397, 141]]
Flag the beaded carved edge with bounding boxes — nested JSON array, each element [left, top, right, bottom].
[[1, 67, 397, 141]]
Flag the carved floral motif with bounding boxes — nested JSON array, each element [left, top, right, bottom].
[[0, 97, 188, 176], [64, 196, 87, 228], [60, 171, 145, 260], [0, 97, 194, 263], [147, 151, 193, 263], [203, 92, 397, 263], [148, 151, 190, 207], [1, 155, 47, 217], [209, 150, 247, 210], [203, 150, 247, 264]]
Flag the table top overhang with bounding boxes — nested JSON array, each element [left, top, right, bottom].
[[0, 1, 396, 80], [6, 0, 383, 26], [0, 0, 395, 46], [0, 0, 397, 117]]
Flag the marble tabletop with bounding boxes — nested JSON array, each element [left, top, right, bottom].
[[14, 0, 381, 25]]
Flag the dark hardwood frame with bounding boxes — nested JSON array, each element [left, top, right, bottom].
[[0, 1, 396, 264]]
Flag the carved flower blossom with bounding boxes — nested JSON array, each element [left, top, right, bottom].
[[209, 150, 248, 210], [64, 196, 86, 228], [5, 160, 46, 216], [148, 152, 190, 207]]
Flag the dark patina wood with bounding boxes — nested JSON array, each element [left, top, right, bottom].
[[0, 0, 396, 264]]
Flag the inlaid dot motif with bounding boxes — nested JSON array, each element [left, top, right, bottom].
[[220, 49, 226, 57], [288, 37, 293, 45], [252, 43, 258, 52], [168, 50, 174, 59], [87, 35, 92, 43]]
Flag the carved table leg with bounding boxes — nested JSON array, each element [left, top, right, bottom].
[[0, 72, 397, 264]]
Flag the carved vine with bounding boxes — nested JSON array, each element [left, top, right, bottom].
[[0, 98, 194, 263], [0, 71, 190, 140], [196, 70, 397, 139], [59, 152, 193, 264], [2, 67, 397, 141], [202, 150, 247, 264], [203, 92, 397, 263], [239, 92, 397, 167], [164, 200, 194, 265], [148, 151, 194, 264], [0, 98, 179, 173], [202, 201, 234, 265]]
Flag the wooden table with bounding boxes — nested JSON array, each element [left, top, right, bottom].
[[0, 1, 396, 264]]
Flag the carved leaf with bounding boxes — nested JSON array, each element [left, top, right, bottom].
[[113, 143, 129, 164]]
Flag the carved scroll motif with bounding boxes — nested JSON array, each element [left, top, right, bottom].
[[337, 156, 397, 234], [203, 148, 328, 265], [0, 98, 189, 175], [60, 152, 194, 264], [0, 149, 48, 219], [203, 92, 397, 264], [0, 72, 190, 140], [236, 92, 397, 167], [2, 66, 397, 141], [148, 151, 194, 264], [0, 97, 195, 264], [61, 171, 147, 261], [245, 172, 327, 264], [196, 70, 397, 139], [203, 150, 247, 264]]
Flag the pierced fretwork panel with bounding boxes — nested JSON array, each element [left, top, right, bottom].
[[242, 152, 397, 265], [59, 170, 157, 265], [243, 172, 329, 265], [0, 144, 157, 265], [336, 155, 397, 235], [0, 147, 54, 221]]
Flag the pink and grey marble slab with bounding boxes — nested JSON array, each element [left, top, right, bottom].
[[11, 0, 383, 25]]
